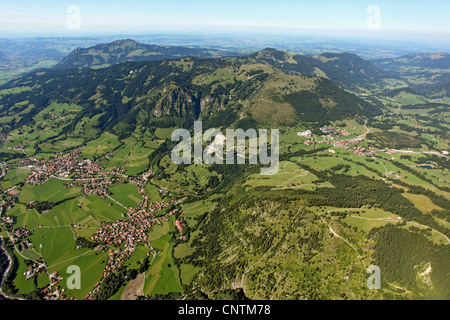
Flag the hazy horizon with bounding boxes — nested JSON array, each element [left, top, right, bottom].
[[1, 0, 449, 48]]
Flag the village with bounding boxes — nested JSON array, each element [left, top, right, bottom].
[[20, 148, 131, 199], [0, 146, 188, 300], [82, 168, 182, 300], [300, 125, 386, 157], [21, 148, 124, 184]]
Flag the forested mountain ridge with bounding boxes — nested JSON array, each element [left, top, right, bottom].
[[0, 50, 382, 139], [246, 48, 393, 90], [54, 40, 393, 91], [54, 39, 239, 70]]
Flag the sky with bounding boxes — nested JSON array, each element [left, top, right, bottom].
[[0, 0, 449, 43]]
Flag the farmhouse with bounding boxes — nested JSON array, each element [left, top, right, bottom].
[[176, 219, 183, 233]]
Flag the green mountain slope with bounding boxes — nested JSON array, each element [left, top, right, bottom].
[[54, 41, 392, 91], [0, 51, 381, 140], [246, 48, 392, 90]]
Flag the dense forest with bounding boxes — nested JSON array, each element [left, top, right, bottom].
[[370, 225, 449, 299]]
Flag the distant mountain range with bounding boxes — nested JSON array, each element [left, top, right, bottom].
[[54, 40, 396, 92], [372, 52, 450, 70], [0, 47, 382, 140], [372, 52, 450, 98], [54, 39, 239, 70], [3, 39, 447, 143]]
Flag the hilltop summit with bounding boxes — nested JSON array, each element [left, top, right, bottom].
[[54, 39, 238, 70]]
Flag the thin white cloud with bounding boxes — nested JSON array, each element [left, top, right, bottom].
[[0, 10, 27, 15], [0, 18, 63, 24]]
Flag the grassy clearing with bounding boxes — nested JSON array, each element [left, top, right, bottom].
[[39, 138, 85, 153], [143, 219, 182, 296], [80, 132, 121, 158], [342, 208, 401, 233], [180, 264, 200, 286], [144, 183, 162, 202], [82, 194, 124, 222], [401, 193, 444, 213], [181, 195, 219, 228], [143, 241, 182, 295], [154, 128, 176, 140], [109, 183, 142, 209], [19, 178, 68, 203], [3, 168, 31, 185], [244, 161, 317, 189], [104, 138, 153, 176], [148, 220, 171, 242]]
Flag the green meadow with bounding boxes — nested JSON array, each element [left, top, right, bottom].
[[109, 183, 142, 209], [80, 132, 121, 158], [154, 128, 176, 140], [141, 218, 183, 295], [19, 178, 81, 203], [180, 263, 201, 286], [342, 208, 401, 233]]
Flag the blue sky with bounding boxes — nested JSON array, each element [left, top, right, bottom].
[[0, 0, 449, 41]]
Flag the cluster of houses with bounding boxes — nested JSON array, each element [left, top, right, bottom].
[[24, 264, 45, 280], [82, 169, 179, 299], [298, 128, 350, 139], [2, 223, 35, 258], [320, 127, 351, 138], [25, 171, 50, 185], [128, 169, 154, 191], [91, 199, 176, 249], [9, 225, 33, 244], [352, 145, 380, 157], [106, 166, 126, 176], [102, 151, 117, 159], [22, 149, 104, 184], [0, 198, 15, 221], [0, 214, 13, 226], [175, 219, 186, 241], [323, 138, 381, 157], [65, 177, 123, 199], [303, 133, 383, 157], [84, 202, 179, 300], [22, 149, 129, 199], [18, 239, 31, 252], [41, 271, 69, 300]]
